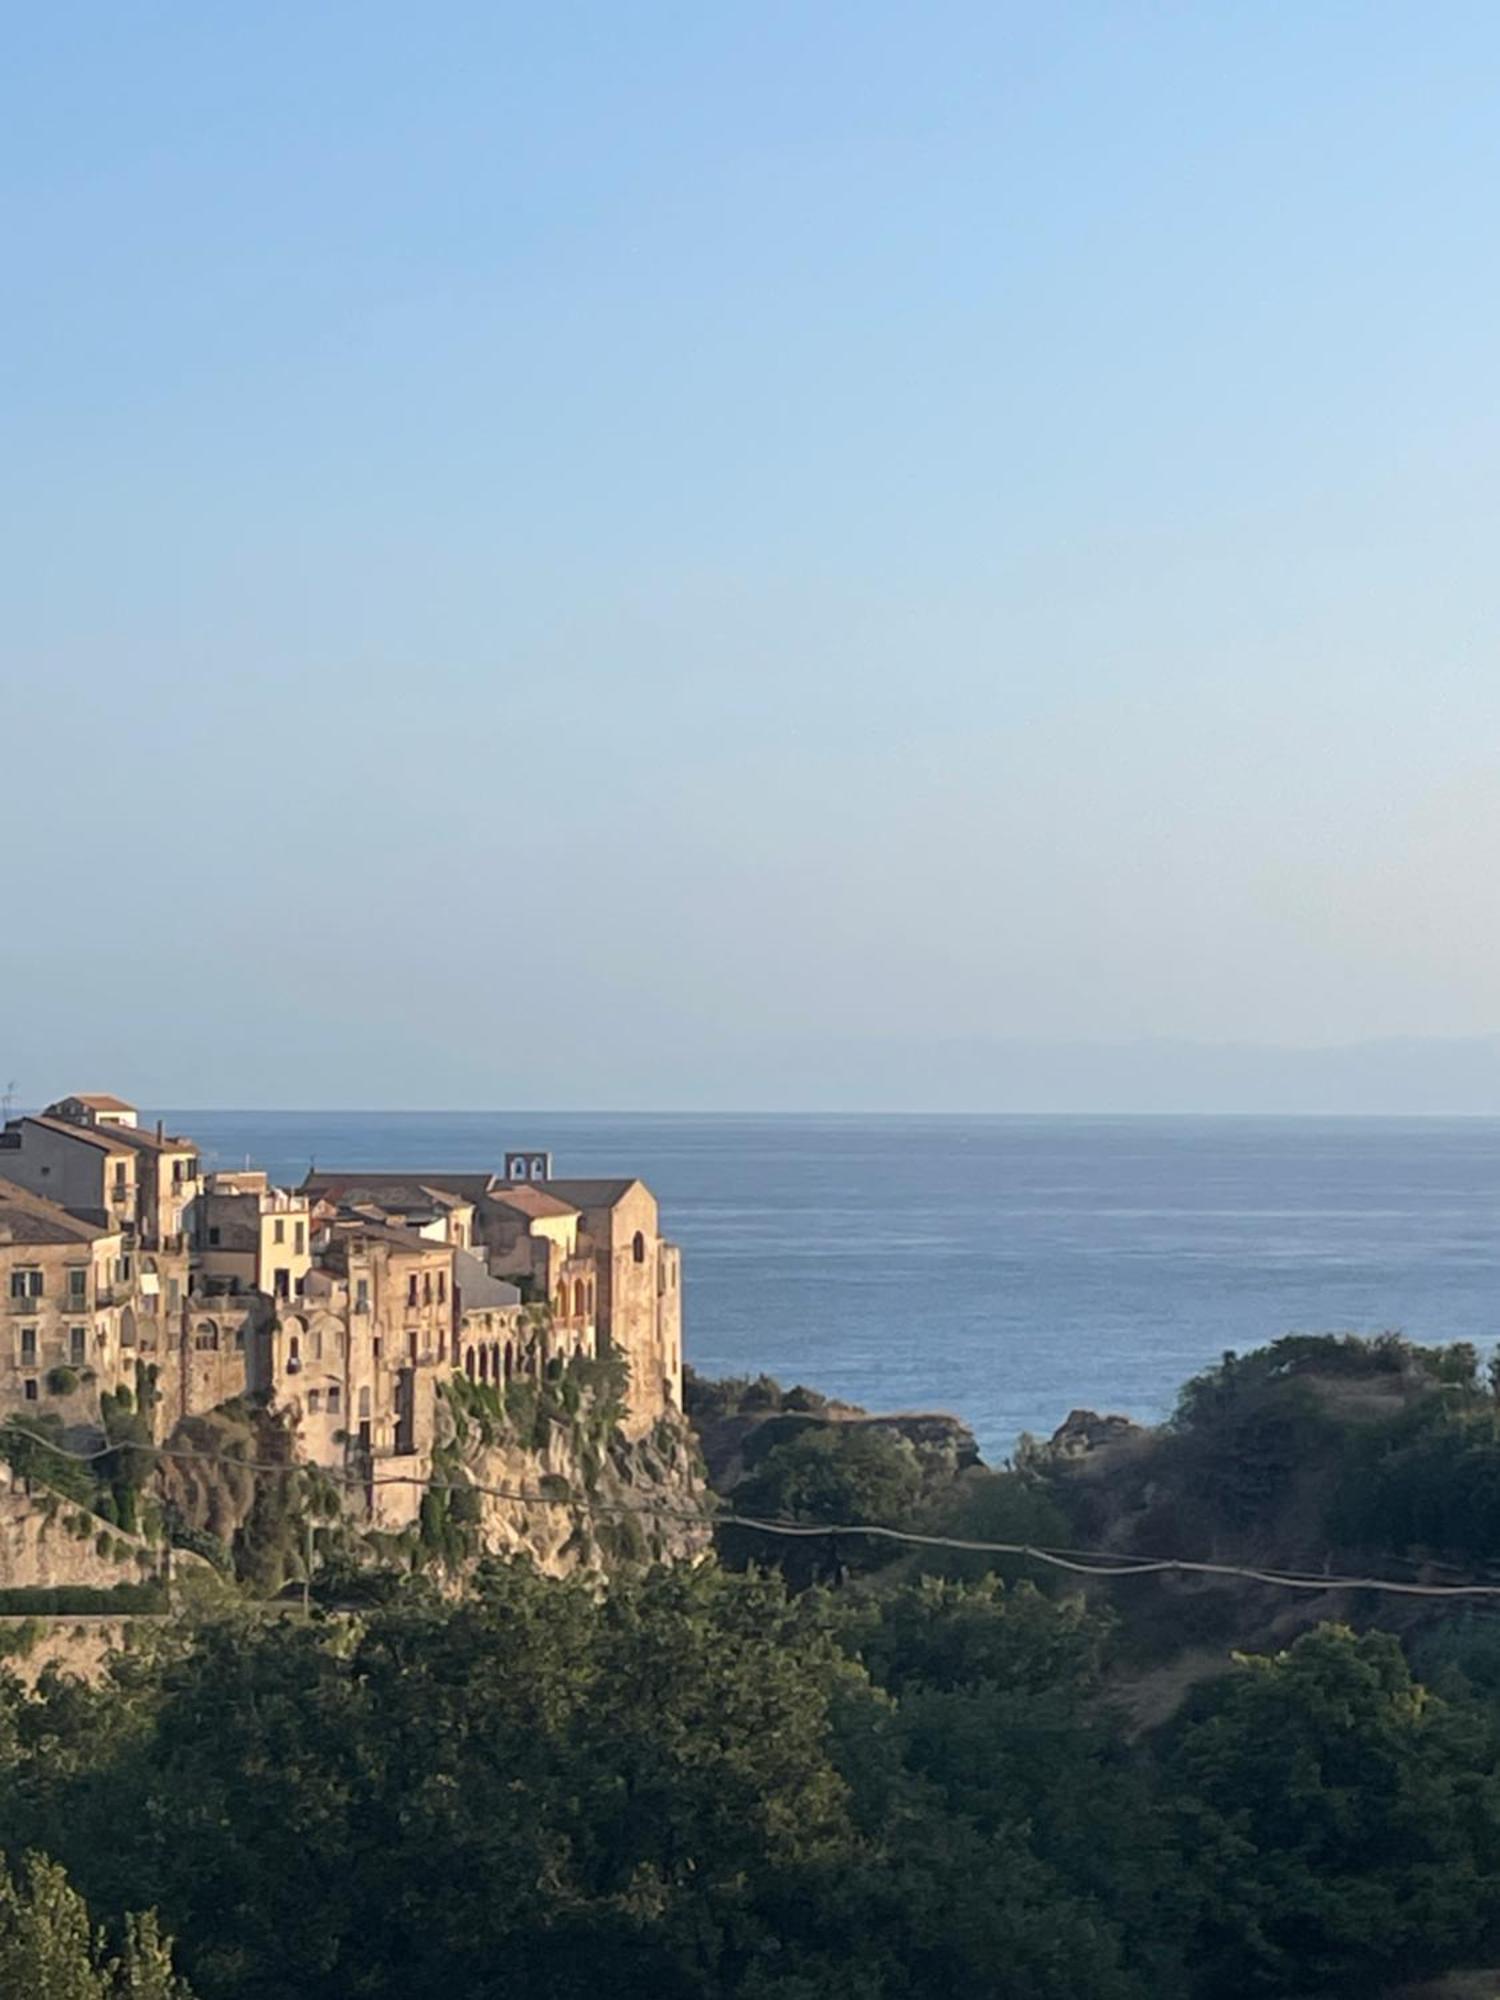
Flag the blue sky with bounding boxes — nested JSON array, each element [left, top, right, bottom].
[[6, 3, 1500, 1107]]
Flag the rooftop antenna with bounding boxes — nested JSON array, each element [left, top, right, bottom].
[[0, 1082, 15, 1121]]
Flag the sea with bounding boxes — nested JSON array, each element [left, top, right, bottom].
[[160, 1112, 1500, 1464]]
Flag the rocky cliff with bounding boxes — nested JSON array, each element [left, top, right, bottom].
[[431, 1367, 713, 1577]]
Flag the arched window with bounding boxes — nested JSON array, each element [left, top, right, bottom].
[[504, 1341, 514, 1381], [464, 1346, 475, 1380], [632, 1231, 645, 1264], [287, 1334, 301, 1373], [194, 1319, 219, 1352], [555, 1288, 567, 1316], [479, 1346, 489, 1383]]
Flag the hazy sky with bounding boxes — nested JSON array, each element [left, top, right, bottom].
[[6, 3, 1500, 1109]]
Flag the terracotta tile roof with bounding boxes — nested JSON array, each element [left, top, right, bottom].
[[541, 1178, 643, 1209], [489, 1185, 577, 1220], [65, 1094, 136, 1114]]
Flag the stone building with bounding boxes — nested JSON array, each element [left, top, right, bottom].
[[263, 1217, 460, 1528], [542, 1178, 682, 1434], [197, 1171, 312, 1302], [301, 1161, 682, 1430], [0, 1178, 129, 1415], [0, 1097, 685, 1534]]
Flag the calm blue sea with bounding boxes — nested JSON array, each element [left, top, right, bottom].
[[159, 1112, 1500, 1462]]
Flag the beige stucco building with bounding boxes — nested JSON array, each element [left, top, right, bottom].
[[0, 1178, 129, 1417], [0, 1095, 685, 1535], [302, 1159, 682, 1432]]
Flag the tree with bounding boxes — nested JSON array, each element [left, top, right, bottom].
[[1170, 1625, 1500, 1994], [723, 1427, 925, 1582], [0, 1852, 192, 1999]]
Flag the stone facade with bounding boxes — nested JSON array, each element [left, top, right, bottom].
[[0, 1179, 130, 1417], [0, 1095, 685, 1530]]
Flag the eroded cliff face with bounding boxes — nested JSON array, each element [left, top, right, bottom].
[[460, 1412, 711, 1576], [432, 1377, 713, 1578]]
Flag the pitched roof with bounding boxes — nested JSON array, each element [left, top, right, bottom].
[[489, 1184, 577, 1220], [326, 1218, 451, 1256], [90, 1122, 195, 1156], [18, 1115, 135, 1155], [0, 1177, 108, 1246], [541, 1178, 643, 1210], [454, 1248, 522, 1311], [65, 1094, 136, 1114]]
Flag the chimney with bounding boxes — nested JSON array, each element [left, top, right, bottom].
[[156, 1119, 164, 1142]]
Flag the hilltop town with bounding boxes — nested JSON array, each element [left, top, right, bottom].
[[0, 1093, 688, 1569]]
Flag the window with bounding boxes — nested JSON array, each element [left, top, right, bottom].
[[437, 1272, 446, 1305], [66, 1267, 87, 1305], [9, 1270, 42, 1300], [274, 1269, 290, 1300], [194, 1321, 219, 1352], [422, 1272, 432, 1305], [172, 1159, 183, 1184], [23, 1379, 36, 1403], [406, 1275, 418, 1307], [355, 1278, 370, 1312], [373, 1339, 382, 1365], [632, 1231, 645, 1264], [69, 1327, 85, 1366], [208, 1226, 221, 1247], [19, 1329, 37, 1366], [273, 1219, 285, 1245], [294, 1221, 305, 1255], [118, 1254, 132, 1282], [306, 1389, 322, 1414], [327, 1385, 341, 1415]]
